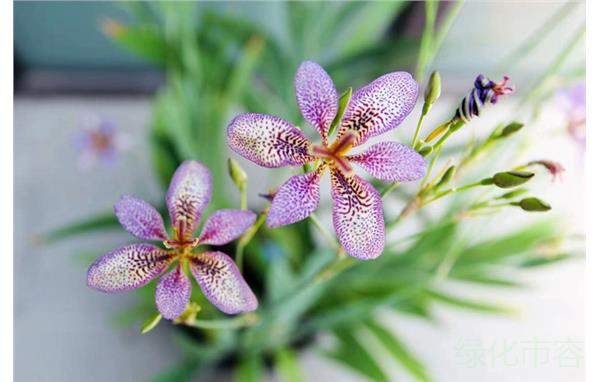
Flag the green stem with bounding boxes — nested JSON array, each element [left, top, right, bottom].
[[430, 0, 464, 58], [521, 24, 585, 109], [499, 1, 580, 71], [309, 214, 338, 250], [236, 212, 267, 271], [424, 180, 487, 205], [411, 112, 427, 148], [240, 187, 247, 210], [380, 182, 398, 199], [190, 313, 258, 330], [415, 0, 439, 82]]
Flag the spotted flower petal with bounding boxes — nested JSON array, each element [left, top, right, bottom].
[[330, 169, 385, 260], [199, 209, 257, 246], [166, 160, 212, 236], [87, 244, 175, 292], [336, 72, 418, 147], [267, 165, 325, 228], [114, 195, 168, 241], [348, 142, 426, 182], [295, 61, 338, 140], [155, 265, 192, 320], [227, 113, 312, 168], [189, 251, 258, 314]]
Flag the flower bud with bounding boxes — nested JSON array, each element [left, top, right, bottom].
[[435, 165, 456, 190], [500, 122, 524, 138], [528, 160, 565, 181], [418, 145, 433, 157], [422, 71, 441, 115], [495, 188, 528, 200], [517, 197, 551, 212], [173, 301, 202, 326], [492, 171, 534, 188], [228, 157, 248, 192]]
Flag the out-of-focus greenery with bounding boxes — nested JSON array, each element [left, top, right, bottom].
[[44, 1, 584, 381]]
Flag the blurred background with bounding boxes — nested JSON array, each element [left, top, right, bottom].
[[14, 1, 585, 381]]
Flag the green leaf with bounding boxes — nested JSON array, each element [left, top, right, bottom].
[[39, 211, 121, 243], [275, 348, 303, 382], [224, 36, 265, 105], [104, 21, 166, 65], [326, 328, 389, 382], [150, 359, 200, 382], [364, 321, 433, 382], [518, 253, 574, 268], [456, 222, 557, 265], [234, 355, 265, 382], [329, 87, 352, 137], [426, 290, 515, 315], [140, 312, 162, 334]]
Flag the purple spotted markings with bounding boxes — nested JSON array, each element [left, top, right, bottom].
[[87, 160, 258, 319], [227, 61, 426, 260]]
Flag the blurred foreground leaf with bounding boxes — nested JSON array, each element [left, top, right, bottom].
[[39, 211, 120, 243], [327, 328, 389, 382], [364, 320, 433, 382]]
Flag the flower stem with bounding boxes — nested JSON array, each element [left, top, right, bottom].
[[411, 112, 427, 149], [423, 180, 488, 205], [240, 189, 247, 210], [236, 212, 267, 271], [380, 182, 398, 199], [415, 0, 439, 82], [309, 214, 338, 250], [189, 313, 258, 330]]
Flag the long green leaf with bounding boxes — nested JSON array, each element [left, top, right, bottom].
[[364, 321, 433, 382], [426, 290, 515, 315], [39, 211, 120, 243], [326, 328, 389, 382], [275, 348, 303, 382], [234, 355, 265, 382]]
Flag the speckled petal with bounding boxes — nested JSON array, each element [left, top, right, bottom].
[[330, 169, 385, 260], [199, 209, 257, 246], [114, 195, 168, 241], [87, 244, 175, 292], [267, 164, 325, 228], [337, 72, 418, 147], [155, 265, 191, 320], [166, 160, 212, 236], [295, 61, 338, 140], [189, 251, 258, 314], [227, 113, 312, 168], [348, 142, 426, 182]]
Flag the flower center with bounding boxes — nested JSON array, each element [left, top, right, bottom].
[[309, 131, 357, 176], [164, 217, 200, 250]]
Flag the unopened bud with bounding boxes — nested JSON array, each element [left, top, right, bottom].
[[173, 302, 202, 326], [500, 122, 524, 138], [422, 71, 442, 115], [492, 171, 534, 188], [435, 165, 456, 190], [516, 197, 551, 212], [228, 158, 248, 192], [418, 145, 433, 157]]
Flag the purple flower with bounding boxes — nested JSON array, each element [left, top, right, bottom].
[[454, 75, 513, 124], [87, 160, 258, 319], [227, 61, 426, 260], [556, 83, 585, 149], [74, 114, 131, 170]]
